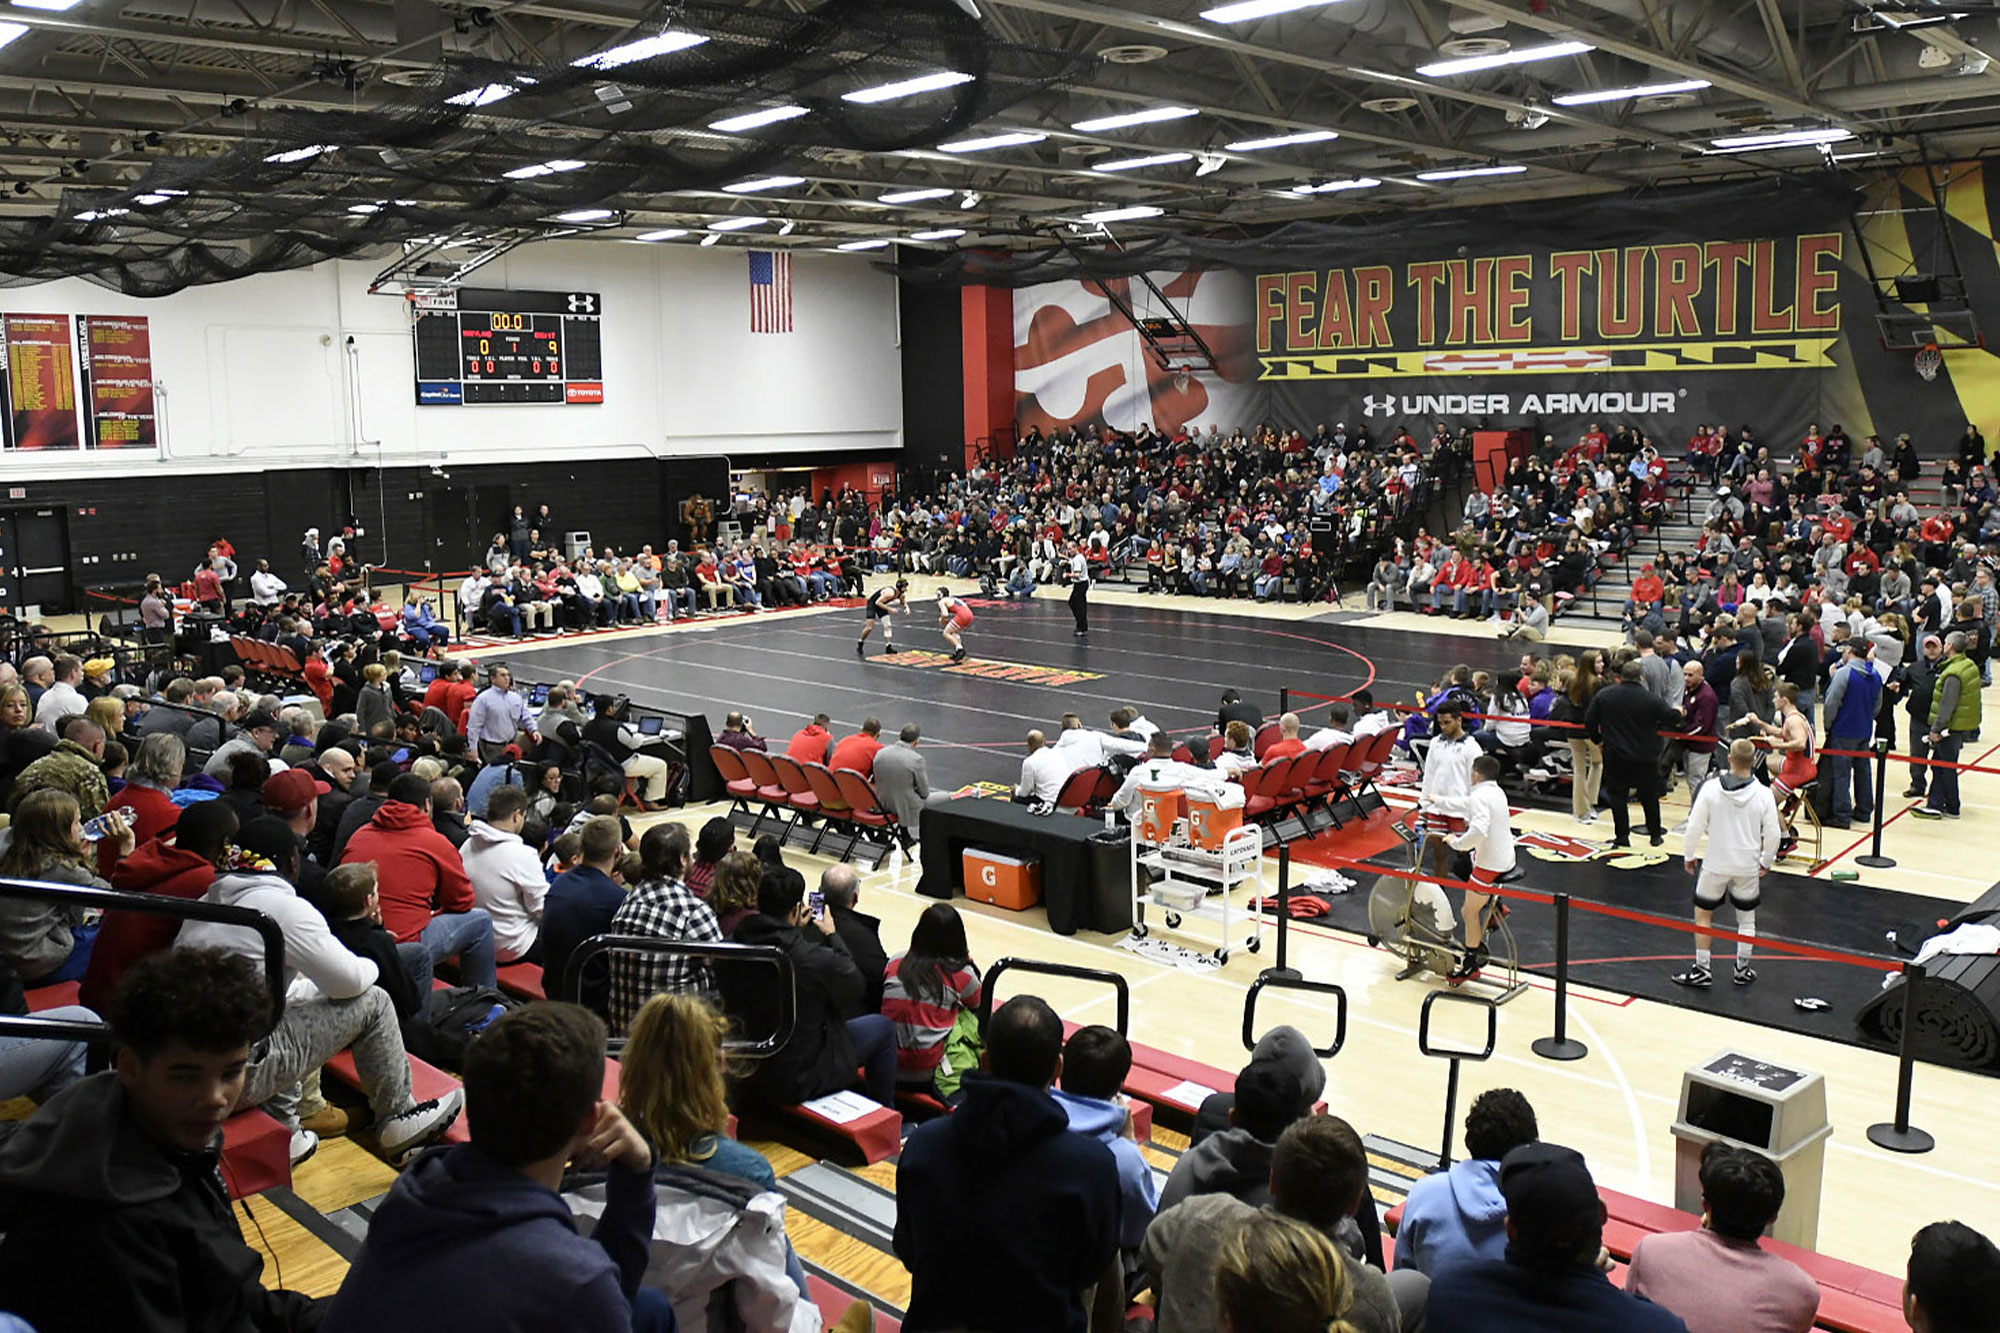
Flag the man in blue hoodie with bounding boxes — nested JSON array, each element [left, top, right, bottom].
[[1429, 1142, 1689, 1333], [894, 995, 1121, 1333], [1049, 1025, 1159, 1254], [321, 1003, 674, 1333], [1396, 1087, 1538, 1282]]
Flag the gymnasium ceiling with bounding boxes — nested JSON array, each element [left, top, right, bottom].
[[0, 0, 1996, 291]]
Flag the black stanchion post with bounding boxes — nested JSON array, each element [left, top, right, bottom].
[[1531, 892, 1589, 1061], [1856, 738, 1896, 869], [1279, 687, 1291, 717], [1437, 1054, 1462, 1171], [1260, 844, 1302, 984], [1867, 963, 1936, 1154]]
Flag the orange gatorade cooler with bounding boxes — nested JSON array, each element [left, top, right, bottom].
[[963, 848, 1043, 911], [1186, 783, 1246, 850], [1136, 777, 1186, 844]]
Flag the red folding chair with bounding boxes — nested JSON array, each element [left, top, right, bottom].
[[1236, 765, 1278, 823], [801, 761, 858, 857], [768, 753, 821, 839], [1261, 755, 1303, 818], [1170, 743, 1194, 766], [1353, 730, 1397, 808], [1253, 721, 1281, 760], [1090, 767, 1119, 810], [833, 768, 895, 848], [709, 745, 759, 820], [1055, 766, 1105, 815], [738, 749, 795, 838]]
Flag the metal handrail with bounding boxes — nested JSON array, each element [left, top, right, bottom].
[[566, 934, 795, 1058], [0, 876, 288, 1043], [1243, 973, 1347, 1060], [977, 956, 1130, 1035]]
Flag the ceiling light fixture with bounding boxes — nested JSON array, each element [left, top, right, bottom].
[[1072, 105, 1198, 132], [1194, 152, 1227, 177], [709, 216, 769, 230], [879, 187, 955, 203], [837, 238, 891, 250], [573, 29, 707, 71], [910, 227, 967, 240], [1200, 0, 1345, 22], [13, 0, 87, 10], [1079, 204, 1163, 222], [842, 70, 974, 104], [1290, 176, 1382, 193], [0, 21, 25, 49], [1094, 151, 1194, 172], [74, 207, 129, 221], [1223, 129, 1339, 151], [634, 228, 687, 241], [959, 190, 982, 210], [1417, 40, 1592, 78], [778, 220, 796, 236], [700, 233, 721, 246], [709, 105, 809, 132], [1551, 78, 1710, 106], [1707, 126, 1853, 150], [1414, 163, 1528, 180], [555, 208, 615, 222], [446, 83, 517, 107], [348, 203, 382, 214], [723, 175, 804, 193], [263, 144, 334, 164], [503, 158, 586, 179], [937, 130, 1045, 152]]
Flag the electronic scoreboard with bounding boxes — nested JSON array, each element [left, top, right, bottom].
[[412, 288, 604, 405]]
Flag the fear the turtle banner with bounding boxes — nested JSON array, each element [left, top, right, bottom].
[[1015, 163, 2000, 450]]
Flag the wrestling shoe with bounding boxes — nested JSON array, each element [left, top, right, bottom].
[[1670, 965, 1713, 989], [1733, 962, 1758, 986], [1446, 946, 1488, 984], [950, 647, 967, 662], [855, 641, 865, 656]]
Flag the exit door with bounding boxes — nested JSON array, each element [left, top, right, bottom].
[[0, 507, 72, 616]]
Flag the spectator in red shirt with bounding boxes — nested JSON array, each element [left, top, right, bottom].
[[341, 772, 494, 988], [192, 560, 225, 614], [787, 713, 834, 766], [830, 717, 885, 776], [79, 800, 237, 1012]]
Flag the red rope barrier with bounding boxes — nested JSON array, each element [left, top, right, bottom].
[[1343, 858, 1900, 971]]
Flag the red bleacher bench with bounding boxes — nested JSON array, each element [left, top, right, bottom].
[[495, 961, 547, 1002], [221, 1108, 293, 1199], [806, 1276, 900, 1333], [769, 1098, 902, 1165], [24, 980, 81, 1011]]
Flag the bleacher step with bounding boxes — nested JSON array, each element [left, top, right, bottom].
[[779, 1160, 900, 1254]]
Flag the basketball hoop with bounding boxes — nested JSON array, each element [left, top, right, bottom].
[[1914, 342, 1943, 382]]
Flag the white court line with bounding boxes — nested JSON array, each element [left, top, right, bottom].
[[1569, 1003, 1653, 1194]]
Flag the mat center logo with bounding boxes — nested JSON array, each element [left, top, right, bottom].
[[877, 648, 1103, 686]]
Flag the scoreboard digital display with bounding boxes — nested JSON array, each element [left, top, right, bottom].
[[412, 288, 604, 406]]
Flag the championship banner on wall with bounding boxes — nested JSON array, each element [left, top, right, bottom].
[[0, 312, 81, 451], [77, 315, 157, 450], [1015, 166, 1999, 451]]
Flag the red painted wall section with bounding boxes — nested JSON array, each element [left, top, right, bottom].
[[961, 285, 1013, 471], [810, 461, 898, 503]]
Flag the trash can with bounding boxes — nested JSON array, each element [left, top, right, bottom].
[[1135, 778, 1185, 845], [565, 531, 592, 560], [1186, 784, 1247, 850], [1670, 1051, 1832, 1248], [1087, 828, 1135, 933]]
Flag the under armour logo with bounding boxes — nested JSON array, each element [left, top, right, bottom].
[[1362, 394, 1396, 418], [566, 293, 596, 313]]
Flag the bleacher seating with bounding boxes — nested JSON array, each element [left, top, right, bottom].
[[219, 1108, 293, 1199]]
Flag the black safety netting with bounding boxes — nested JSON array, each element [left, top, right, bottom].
[[0, 0, 1093, 296], [891, 173, 1864, 288]]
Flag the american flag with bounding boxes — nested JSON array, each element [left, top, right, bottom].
[[748, 250, 793, 333]]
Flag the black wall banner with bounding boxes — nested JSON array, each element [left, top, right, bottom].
[[1008, 168, 1998, 452]]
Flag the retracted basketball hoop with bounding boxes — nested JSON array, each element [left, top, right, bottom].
[[1914, 342, 1943, 382]]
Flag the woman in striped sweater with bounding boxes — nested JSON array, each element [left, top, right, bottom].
[[881, 903, 983, 1104]]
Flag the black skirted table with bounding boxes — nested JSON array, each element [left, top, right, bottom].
[[915, 797, 1134, 935]]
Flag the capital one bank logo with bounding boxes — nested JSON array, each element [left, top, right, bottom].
[[1362, 394, 1396, 418]]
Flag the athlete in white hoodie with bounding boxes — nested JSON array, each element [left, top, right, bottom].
[[1674, 737, 1782, 988], [175, 816, 463, 1162], [1424, 753, 1516, 983]]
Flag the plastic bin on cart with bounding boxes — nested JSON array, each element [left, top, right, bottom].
[[1186, 784, 1246, 850]]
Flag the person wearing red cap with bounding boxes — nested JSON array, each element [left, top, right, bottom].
[[264, 763, 335, 908], [341, 771, 494, 988]]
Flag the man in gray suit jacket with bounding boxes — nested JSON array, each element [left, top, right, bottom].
[[871, 723, 931, 850]]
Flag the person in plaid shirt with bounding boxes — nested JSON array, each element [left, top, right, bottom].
[[608, 824, 722, 1032]]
